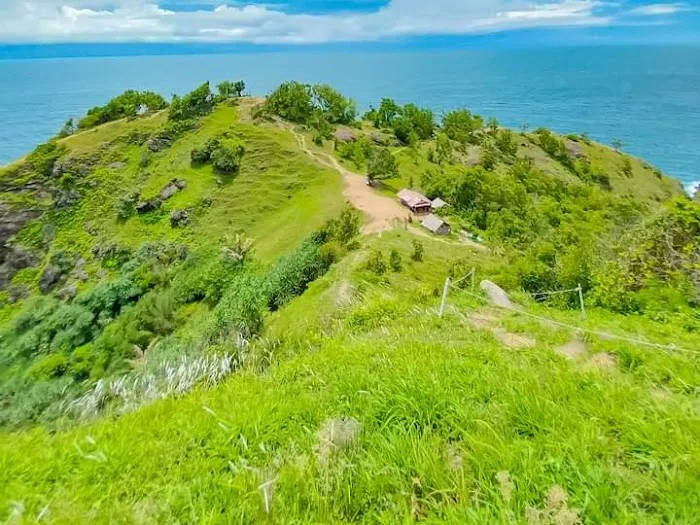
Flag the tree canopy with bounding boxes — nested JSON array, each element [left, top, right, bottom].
[[78, 90, 168, 130]]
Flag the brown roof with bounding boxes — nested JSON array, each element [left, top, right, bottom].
[[398, 189, 431, 208]]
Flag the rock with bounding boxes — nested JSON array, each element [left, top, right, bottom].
[[57, 283, 78, 300], [52, 188, 82, 208], [480, 280, 514, 309], [146, 135, 172, 152], [170, 209, 190, 228], [135, 199, 161, 214], [0, 246, 35, 289], [370, 134, 389, 146], [565, 139, 586, 159], [333, 129, 357, 143], [108, 161, 126, 170]]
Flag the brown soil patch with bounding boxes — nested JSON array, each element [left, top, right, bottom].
[[466, 311, 499, 329], [292, 131, 409, 234], [555, 339, 587, 361], [495, 329, 536, 349], [585, 352, 617, 371]]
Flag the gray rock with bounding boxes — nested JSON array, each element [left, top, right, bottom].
[[333, 129, 357, 143], [146, 135, 172, 152], [57, 283, 78, 300], [170, 209, 190, 228], [565, 139, 586, 159], [480, 280, 514, 309], [108, 161, 126, 170]]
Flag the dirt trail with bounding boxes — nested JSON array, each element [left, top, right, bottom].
[[292, 131, 410, 234]]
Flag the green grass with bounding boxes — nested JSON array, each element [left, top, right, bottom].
[[2, 230, 698, 523]]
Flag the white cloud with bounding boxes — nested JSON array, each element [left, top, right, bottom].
[[628, 3, 691, 16], [0, 0, 677, 44]]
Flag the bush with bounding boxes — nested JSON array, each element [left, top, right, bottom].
[[169, 82, 214, 121], [27, 141, 65, 177], [211, 139, 245, 173], [442, 109, 483, 144], [116, 193, 138, 220], [365, 250, 387, 275], [389, 249, 403, 272], [411, 240, 424, 262], [210, 275, 265, 341], [79, 90, 167, 129], [266, 239, 330, 311], [29, 353, 69, 380], [367, 148, 399, 182]]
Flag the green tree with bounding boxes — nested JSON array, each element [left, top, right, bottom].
[[57, 118, 75, 138], [79, 90, 167, 129], [435, 133, 453, 165], [217, 80, 246, 100], [374, 98, 402, 128], [367, 148, 399, 183], [264, 81, 314, 124], [442, 109, 483, 144], [495, 129, 518, 157], [169, 82, 214, 121], [311, 84, 357, 124]]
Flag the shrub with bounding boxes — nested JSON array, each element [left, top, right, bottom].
[[217, 80, 246, 100], [29, 353, 69, 380], [365, 249, 387, 275], [79, 90, 167, 129], [169, 82, 214, 121], [190, 147, 210, 165], [411, 240, 424, 262], [367, 148, 399, 182], [27, 141, 65, 177], [442, 109, 483, 144], [266, 240, 330, 311], [389, 249, 403, 272], [116, 193, 138, 220], [264, 81, 314, 123], [211, 139, 245, 173], [210, 275, 265, 341]]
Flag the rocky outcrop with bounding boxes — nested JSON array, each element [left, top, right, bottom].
[[0, 203, 41, 289], [39, 251, 76, 293], [480, 280, 514, 309], [170, 209, 190, 228], [136, 179, 187, 214], [146, 135, 172, 152]]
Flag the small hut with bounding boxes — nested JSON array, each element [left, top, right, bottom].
[[398, 189, 432, 214], [421, 214, 451, 235], [431, 197, 449, 210]]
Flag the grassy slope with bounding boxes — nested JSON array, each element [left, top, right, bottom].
[[1, 230, 698, 523], [325, 126, 683, 203], [0, 101, 344, 322]]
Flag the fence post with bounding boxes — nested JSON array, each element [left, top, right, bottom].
[[577, 284, 586, 318], [439, 277, 451, 318]]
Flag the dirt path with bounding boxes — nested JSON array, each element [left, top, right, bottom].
[[292, 131, 410, 234]]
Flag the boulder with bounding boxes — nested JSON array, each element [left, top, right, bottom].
[[333, 129, 357, 143], [480, 280, 514, 309], [57, 283, 78, 301], [170, 209, 190, 228], [565, 139, 586, 159], [146, 135, 172, 152]]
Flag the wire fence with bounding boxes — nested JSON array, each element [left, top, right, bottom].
[[439, 269, 699, 356]]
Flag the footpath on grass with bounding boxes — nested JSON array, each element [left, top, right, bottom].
[[291, 130, 409, 234]]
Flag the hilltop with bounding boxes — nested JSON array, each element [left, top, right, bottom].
[[0, 81, 698, 523]]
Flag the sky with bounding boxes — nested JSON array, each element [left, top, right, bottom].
[[0, 1, 698, 47]]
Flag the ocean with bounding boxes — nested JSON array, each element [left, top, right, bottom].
[[0, 46, 698, 192]]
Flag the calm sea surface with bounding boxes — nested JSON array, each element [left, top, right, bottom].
[[0, 46, 698, 191]]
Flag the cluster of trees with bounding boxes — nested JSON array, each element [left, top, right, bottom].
[[191, 134, 246, 174], [365, 98, 435, 144], [78, 90, 168, 130], [263, 81, 357, 126]]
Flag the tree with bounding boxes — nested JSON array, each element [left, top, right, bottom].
[[367, 148, 399, 183], [169, 82, 214, 121], [442, 109, 483, 144], [374, 98, 402, 128], [217, 80, 246, 100], [486, 117, 499, 137], [264, 81, 314, 124], [311, 84, 356, 125], [57, 118, 75, 138], [79, 90, 167, 129], [495, 129, 518, 157], [435, 133, 453, 165], [393, 104, 434, 143]]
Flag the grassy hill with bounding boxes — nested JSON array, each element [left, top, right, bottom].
[[0, 81, 698, 523]]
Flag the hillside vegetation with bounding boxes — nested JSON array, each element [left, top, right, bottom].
[[0, 80, 698, 523]]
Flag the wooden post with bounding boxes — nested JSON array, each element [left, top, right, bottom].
[[577, 284, 586, 318], [439, 277, 451, 318]]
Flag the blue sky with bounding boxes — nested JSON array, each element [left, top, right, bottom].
[[0, 1, 698, 48]]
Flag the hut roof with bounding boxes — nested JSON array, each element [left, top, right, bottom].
[[422, 214, 449, 233], [398, 189, 431, 208], [432, 197, 449, 209]]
